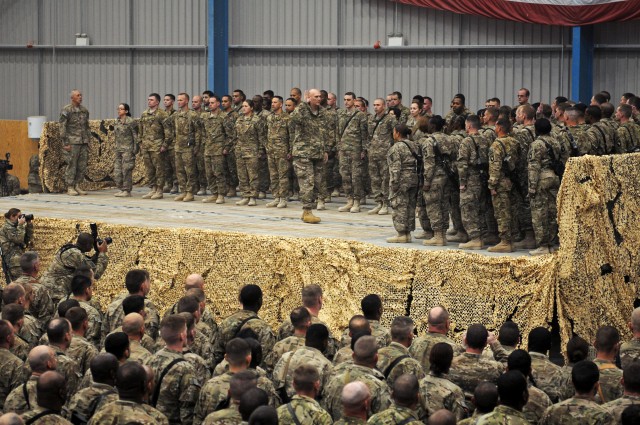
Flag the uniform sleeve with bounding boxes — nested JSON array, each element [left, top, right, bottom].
[[83, 108, 91, 142], [59, 108, 69, 141], [488, 143, 502, 191], [360, 113, 370, 151], [92, 252, 109, 279], [162, 115, 175, 149], [179, 365, 201, 425], [423, 140, 436, 187], [145, 304, 160, 341], [528, 141, 544, 194], [387, 145, 401, 195], [457, 139, 472, 187], [131, 119, 140, 148]]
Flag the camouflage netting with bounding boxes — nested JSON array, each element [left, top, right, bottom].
[[33, 121, 640, 352]]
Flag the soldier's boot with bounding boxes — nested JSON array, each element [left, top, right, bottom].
[[202, 195, 217, 203], [331, 189, 340, 197], [215, 195, 225, 204], [302, 209, 321, 224], [529, 246, 550, 256], [487, 239, 513, 253], [162, 184, 172, 193], [227, 188, 237, 197], [183, 192, 194, 202], [512, 230, 536, 250], [378, 202, 389, 215], [75, 185, 88, 195], [266, 198, 279, 208], [276, 199, 287, 208], [446, 226, 458, 236], [174, 193, 186, 201], [360, 196, 367, 205], [483, 233, 500, 246], [368, 202, 383, 215], [459, 238, 483, 250], [349, 199, 361, 213], [325, 196, 332, 203], [258, 191, 266, 199], [142, 188, 155, 199], [170, 183, 179, 194], [247, 197, 257, 206], [423, 231, 447, 246], [114, 190, 125, 197], [151, 187, 163, 199], [448, 230, 469, 243], [414, 230, 434, 240], [338, 198, 354, 212], [120, 191, 132, 198], [387, 232, 410, 243], [317, 199, 326, 211], [550, 244, 560, 253], [236, 197, 250, 206], [67, 187, 79, 196], [196, 188, 207, 196]]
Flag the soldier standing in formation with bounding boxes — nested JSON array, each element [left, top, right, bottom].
[[59, 90, 91, 197], [112, 103, 138, 198]]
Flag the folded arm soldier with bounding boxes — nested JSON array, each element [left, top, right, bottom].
[[59, 90, 91, 196], [140, 93, 169, 200], [0, 208, 33, 282]]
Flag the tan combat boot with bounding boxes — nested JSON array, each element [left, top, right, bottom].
[[483, 233, 500, 246], [302, 209, 321, 224], [215, 195, 225, 204], [67, 187, 79, 196], [151, 187, 163, 199], [114, 190, 125, 197], [227, 188, 237, 197], [350, 199, 361, 213], [258, 192, 266, 199], [448, 230, 469, 243], [142, 187, 156, 199], [446, 227, 457, 236], [236, 197, 249, 206], [529, 246, 550, 256], [162, 184, 172, 193], [202, 195, 217, 203], [75, 185, 87, 195], [414, 230, 434, 240], [378, 202, 389, 215], [513, 230, 536, 250], [276, 199, 287, 208], [265, 198, 279, 208], [338, 198, 354, 212], [487, 239, 513, 253], [316, 199, 326, 210], [387, 232, 410, 243], [423, 232, 447, 246], [247, 197, 257, 206], [183, 192, 194, 202], [174, 193, 186, 201], [459, 238, 483, 250], [368, 202, 382, 215], [120, 191, 132, 198]]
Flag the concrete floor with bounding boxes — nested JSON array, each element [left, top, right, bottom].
[[0, 188, 526, 258]]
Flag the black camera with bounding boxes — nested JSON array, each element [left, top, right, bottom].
[[19, 214, 34, 221], [97, 237, 113, 245], [0, 153, 13, 173]]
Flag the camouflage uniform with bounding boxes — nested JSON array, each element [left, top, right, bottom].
[[422, 132, 456, 233], [458, 133, 491, 240], [28, 154, 43, 194], [194, 109, 209, 193], [67, 382, 118, 423], [333, 346, 353, 365], [59, 102, 91, 188], [337, 108, 369, 201], [524, 383, 553, 425], [166, 109, 201, 194], [4, 375, 37, 414], [334, 415, 366, 424], [366, 404, 422, 425], [234, 113, 266, 198], [387, 138, 419, 234], [419, 372, 468, 421], [614, 122, 640, 154], [566, 124, 593, 156], [398, 105, 411, 125], [448, 352, 505, 399], [551, 124, 572, 165], [408, 332, 464, 373], [202, 110, 232, 197], [447, 130, 465, 234], [164, 304, 219, 345], [113, 116, 139, 192], [458, 411, 486, 425], [539, 396, 615, 425], [513, 125, 536, 238], [40, 246, 108, 306], [139, 107, 169, 190], [19, 313, 42, 347], [50, 344, 81, 401], [369, 112, 397, 205], [108, 325, 159, 354], [162, 109, 178, 191], [277, 394, 333, 425], [528, 134, 561, 247], [278, 316, 338, 359], [257, 109, 272, 195], [376, 342, 425, 386], [187, 330, 214, 371], [266, 112, 292, 200], [0, 219, 32, 281], [289, 102, 330, 209], [194, 369, 279, 425], [13, 275, 54, 325], [488, 136, 520, 242], [587, 120, 616, 155], [620, 337, 640, 369], [11, 334, 30, 361], [530, 351, 565, 403], [202, 403, 242, 425], [67, 334, 98, 374], [184, 350, 212, 388], [213, 309, 275, 366], [212, 361, 268, 379], [222, 109, 240, 194], [476, 404, 529, 425], [21, 406, 72, 424], [603, 394, 640, 423], [0, 347, 23, 410], [103, 292, 160, 341], [88, 399, 169, 425], [264, 335, 305, 375], [340, 320, 391, 350], [147, 347, 200, 425], [273, 346, 333, 400], [322, 363, 392, 421], [128, 339, 153, 364], [593, 359, 623, 404], [324, 107, 340, 197], [55, 299, 102, 348]]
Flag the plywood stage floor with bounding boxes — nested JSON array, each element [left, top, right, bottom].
[[0, 188, 524, 258]]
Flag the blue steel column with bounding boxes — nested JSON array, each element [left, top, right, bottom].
[[208, 0, 229, 95], [571, 25, 594, 104]]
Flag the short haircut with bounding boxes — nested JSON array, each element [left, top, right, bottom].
[[164, 94, 176, 101], [239, 284, 262, 310], [555, 96, 569, 104], [2, 284, 24, 305], [122, 295, 145, 315], [601, 102, 615, 119], [474, 381, 499, 414], [393, 91, 403, 100], [555, 102, 570, 114], [233, 89, 246, 100], [292, 364, 320, 393], [519, 88, 530, 97], [177, 295, 199, 315], [74, 264, 93, 280], [507, 349, 532, 378], [1, 304, 24, 326], [535, 118, 552, 136], [302, 285, 323, 308], [466, 324, 488, 349], [566, 336, 589, 364], [229, 370, 258, 400], [572, 360, 600, 393], [28, 346, 55, 373], [116, 361, 146, 394], [20, 251, 39, 273], [429, 342, 454, 375], [592, 93, 607, 105], [429, 115, 446, 132], [466, 115, 482, 130], [623, 362, 640, 393], [65, 306, 88, 331], [239, 387, 269, 421], [497, 370, 528, 408], [159, 315, 186, 345], [122, 313, 144, 336], [595, 325, 620, 353], [344, 91, 356, 99], [622, 405, 640, 425], [76, 233, 94, 252], [392, 374, 419, 407], [226, 338, 251, 366], [353, 335, 378, 363], [149, 93, 161, 102], [104, 332, 130, 360], [305, 324, 329, 351], [528, 327, 551, 353], [57, 299, 80, 318], [539, 103, 553, 118], [496, 117, 512, 134], [178, 92, 190, 101], [485, 107, 499, 122], [178, 312, 195, 331], [498, 321, 520, 347], [290, 307, 311, 329], [618, 103, 633, 119], [90, 353, 119, 383], [70, 275, 92, 296], [202, 90, 214, 97], [0, 320, 13, 342], [125, 269, 149, 294], [361, 294, 382, 319], [248, 405, 278, 425], [586, 105, 602, 121], [47, 318, 70, 344], [348, 315, 370, 335], [453, 93, 465, 104], [519, 104, 535, 120], [390, 316, 414, 341]]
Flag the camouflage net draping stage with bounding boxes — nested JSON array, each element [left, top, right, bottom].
[[35, 121, 640, 351]]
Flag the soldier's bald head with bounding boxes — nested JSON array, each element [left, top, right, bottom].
[[0, 413, 23, 425], [428, 409, 456, 425], [90, 353, 119, 384], [428, 306, 449, 328], [122, 313, 145, 336], [353, 335, 378, 365], [341, 381, 370, 409], [185, 274, 204, 290], [28, 345, 56, 373], [37, 371, 66, 406], [348, 315, 371, 335], [392, 374, 419, 408]]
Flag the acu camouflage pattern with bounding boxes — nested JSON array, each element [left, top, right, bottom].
[[488, 136, 519, 241], [539, 396, 615, 425], [66, 382, 118, 423], [264, 335, 305, 374], [277, 395, 332, 425], [524, 384, 553, 425], [477, 404, 530, 425], [333, 347, 353, 365], [448, 352, 505, 400], [13, 276, 54, 325], [19, 313, 42, 347], [0, 220, 32, 280], [566, 124, 593, 156], [11, 334, 29, 361], [266, 112, 292, 199], [614, 122, 640, 154], [102, 292, 160, 341], [214, 309, 276, 365], [419, 372, 468, 421], [587, 121, 616, 155], [340, 320, 391, 350], [334, 415, 366, 424], [366, 404, 423, 425], [593, 359, 623, 404], [376, 342, 425, 386], [21, 406, 72, 425], [88, 399, 169, 425], [202, 403, 243, 425], [603, 394, 640, 424], [422, 132, 456, 231], [202, 110, 232, 196], [620, 337, 640, 369], [146, 347, 200, 425], [128, 339, 153, 364], [59, 104, 90, 145], [322, 363, 392, 421], [0, 347, 23, 410], [56, 299, 102, 348], [113, 116, 139, 192], [528, 134, 561, 247], [272, 346, 333, 400], [530, 352, 565, 403], [234, 113, 266, 198], [458, 133, 491, 239], [66, 334, 98, 374], [408, 332, 464, 372], [387, 139, 419, 234], [212, 360, 268, 378], [368, 112, 397, 203], [183, 350, 212, 388], [289, 102, 329, 159], [139, 108, 169, 152], [4, 375, 37, 414]]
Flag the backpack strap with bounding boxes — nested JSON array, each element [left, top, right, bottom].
[[340, 111, 359, 138], [151, 358, 186, 407], [286, 402, 303, 425], [233, 315, 258, 338], [593, 125, 608, 154], [23, 383, 30, 410], [382, 354, 410, 379]]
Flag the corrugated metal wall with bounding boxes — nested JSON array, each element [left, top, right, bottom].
[[0, 0, 206, 120]]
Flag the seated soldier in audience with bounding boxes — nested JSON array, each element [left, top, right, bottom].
[[335, 381, 370, 425], [559, 335, 590, 401], [507, 349, 552, 424], [13, 251, 55, 326], [176, 295, 213, 368], [593, 325, 623, 403], [621, 306, 640, 370], [163, 274, 218, 335], [409, 306, 464, 372], [603, 362, 640, 423], [65, 306, 98, 375], [5, 345, 56, 414], [67, 353, 119, 423], [528, 327, 565, 402], [214, 284, 275, 366], [88, 361, 168, 425], [497, 321, 521, 354], [540, 360, 615, 424], [39, 299, 79, 346], [458, 382, 498, 425], [273, 324, 333, 402], [106, 295, 158, 353], [2, 304, 29, 361], [177, 312, 211, 387], [121, 312, 152, 364], [340, 294, 391, 349], [201, 372, 261, 425], [42, 318, 81, 401], [419, 342, 468, 421], [3, 283, 41, 347], [377, 316, 424, 386], [264, 307, 310, 374], [0, 320, 23, 412], [20, 371, 70, 424], [368, 374, 423, 425], [334, 316, 370, 365], [475, 370, 530, 424], [276, 365, 333, 425], [57, 275, 102, 347], [238, 387, 269, 424]]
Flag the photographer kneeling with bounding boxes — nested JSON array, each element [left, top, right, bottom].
[[0, 208, 34, 282], [41, 232, 109, 305]]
